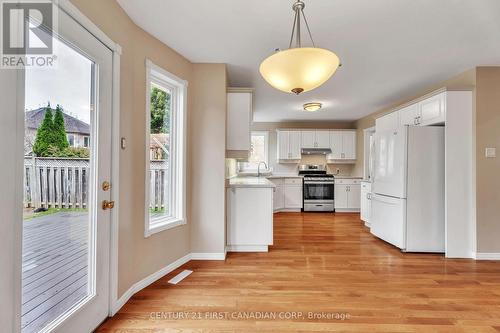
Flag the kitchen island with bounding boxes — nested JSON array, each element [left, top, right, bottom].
[[226, 177, 275, 252]]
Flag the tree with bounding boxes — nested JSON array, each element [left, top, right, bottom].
[[150, 87, 170, 134], [53, 105, 69, 150], [32, 106, 54, 156]]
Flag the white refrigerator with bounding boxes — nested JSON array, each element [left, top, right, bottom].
[[371, 125, 445, 252]]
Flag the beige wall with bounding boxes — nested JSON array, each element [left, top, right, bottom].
[[189, 64, 227, 254], [475, 67, 500, 253], [70, 0, 227, 297], [352, 69, 476, 177], [251, 122, 356, 175]]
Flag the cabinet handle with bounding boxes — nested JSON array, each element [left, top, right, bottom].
[[414, 118, 418, 125]]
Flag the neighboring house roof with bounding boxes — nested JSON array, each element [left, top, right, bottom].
[[25, 107, 90, 135]]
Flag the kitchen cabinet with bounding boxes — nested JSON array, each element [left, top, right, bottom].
[[399, 104, 419, 126], [301, 130, 330, 148], [277, 130, 301, 161], [418, 92, 446, 126], [360, 181, 372, 226], [376, 111, 399, 132], [269, 177, 303, 211], [394, 91, 446, 127], [226, 186, 273, 252], [327, 130, 357, 161], [334, 178, 361, 212], [226, 89, 252, 151]]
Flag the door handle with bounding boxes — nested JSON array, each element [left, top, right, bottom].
[[102, 200, 115, 210]]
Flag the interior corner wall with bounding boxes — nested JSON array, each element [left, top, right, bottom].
[[189, 64, 227, 255], [70, 0, 192, 298], [475, 67, 500, 254]]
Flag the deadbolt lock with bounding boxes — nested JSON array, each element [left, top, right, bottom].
[[102, 200, 115, 210], [102, 181, 111, 191]]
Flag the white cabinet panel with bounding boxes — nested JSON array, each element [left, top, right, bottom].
[[301, 131, 315, 148], [273, 185, 284, 211], [289, 131, 302, 159], [329, 131, 343, 160], [226, 92, 251, 150], [335, 184, 348, 209], [315, 131, 330, 148], [419, 92, 445, 126], [360, 182, 372, 224], [277, 130, 289, 160], [343, 131, 356, 159], [376, 111, 399, 132], [399, 104, 419, 126], [348, 184, 361, 209], [284, 185, 303, 208]]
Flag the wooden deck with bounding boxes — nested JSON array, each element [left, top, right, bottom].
[[22, 212, 88, 333]]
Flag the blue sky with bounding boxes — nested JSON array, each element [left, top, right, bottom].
[[25, 36, 92, 124]]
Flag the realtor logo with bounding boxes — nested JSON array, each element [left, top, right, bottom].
[[1, 0, 57, 68]]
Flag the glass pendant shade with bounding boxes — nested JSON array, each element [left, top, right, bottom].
[[260, 47, 340, 94]]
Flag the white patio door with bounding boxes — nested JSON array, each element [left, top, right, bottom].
[[1, 5, 113, 333]]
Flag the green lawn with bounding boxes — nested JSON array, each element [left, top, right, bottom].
[[24, 208, 88, 220]]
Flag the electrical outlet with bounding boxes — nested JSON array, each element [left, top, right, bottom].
[[335, 168, 340, 175]]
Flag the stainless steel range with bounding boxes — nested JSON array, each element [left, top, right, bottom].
[[299, 165, 335, 212]]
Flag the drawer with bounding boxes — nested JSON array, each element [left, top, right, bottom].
[[284, 178, 302, 185], [335, 178, 361, 185], [269, 178, 284, 186]]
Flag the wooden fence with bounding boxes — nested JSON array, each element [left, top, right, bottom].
[[23, 157, 168, 211], [23, 157, 90, 209]]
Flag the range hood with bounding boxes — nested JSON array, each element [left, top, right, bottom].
[[301, 148, 332, 155]]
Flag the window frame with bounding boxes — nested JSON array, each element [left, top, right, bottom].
[[67, 134, 75, 147], [239, 131, 269, 171], [83, 135, 90, 148], [144, 59, 188, 237]]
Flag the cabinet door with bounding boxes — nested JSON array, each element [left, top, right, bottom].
[[315, 131, 330, 148], [399, 104, 419, 126], [288, 131, 302, 159], [226, 92, 251, 150], [376, 111, 399, 132], [273, 185, 284, 211], [329, 131, 343, 159], [348, 184, 361, 209], [277, 131, 289, 160], [419, 92, 445, 126], [301, 131, 315, 148], [360, 186, 369, 221], [334, 184, 348, 209], [342, 131, 356, 159], [284, 185, 303, 208]]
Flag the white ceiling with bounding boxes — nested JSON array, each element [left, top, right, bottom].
[[117, 0, 500, 122]]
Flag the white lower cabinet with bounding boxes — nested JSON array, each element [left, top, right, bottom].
[[334, 178, 361, 212], [269, 177, 303, 211], [360, 181, 372, 225]]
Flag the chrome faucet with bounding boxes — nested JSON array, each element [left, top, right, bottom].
[[257, 161, 268, 177]]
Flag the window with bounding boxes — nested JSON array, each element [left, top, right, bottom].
[[83, 136, 90, 148], [144, 60, 187, 237], [67, 134, 75, 147], [238, 131, 269, 171]]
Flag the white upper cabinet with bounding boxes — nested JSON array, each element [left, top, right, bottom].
[[226, 89, 252, 150], [418, 92, 446, 126], [327, 130, 357, 161], [315, 131, 330, 148], [301, 130, 329, 148], [399, 104, 419, 126], [301, 131, 315, 148], [376, 111, 399, 132], [277, 130, 301, 160]]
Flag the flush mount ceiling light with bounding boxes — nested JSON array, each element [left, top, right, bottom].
[[303, 102, 322, 112], [259, 0, 340, 95]]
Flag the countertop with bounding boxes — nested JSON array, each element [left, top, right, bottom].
[[333, 176, 364, 179], [266, 174, 303, 179], [226, 177, 276, 188]]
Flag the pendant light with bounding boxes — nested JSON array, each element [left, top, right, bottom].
[[259, 0, 340, 95], [303, 102, 322, 112]]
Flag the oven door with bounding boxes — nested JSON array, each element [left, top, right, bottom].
[[303, 181, 334, 211]]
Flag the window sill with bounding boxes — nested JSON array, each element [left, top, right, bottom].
[[145, 217, 186, 238]]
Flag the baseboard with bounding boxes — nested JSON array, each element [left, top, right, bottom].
[[474, 252, 500, 260], [274, 208, 301, 213], [335, 209, 361, 213], [191, 252, 226, 260], [226, 245, 268, 252], [111, 253, 191, 315]]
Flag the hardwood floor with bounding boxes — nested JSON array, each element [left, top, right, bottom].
[[98, 213, 500, 332]]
